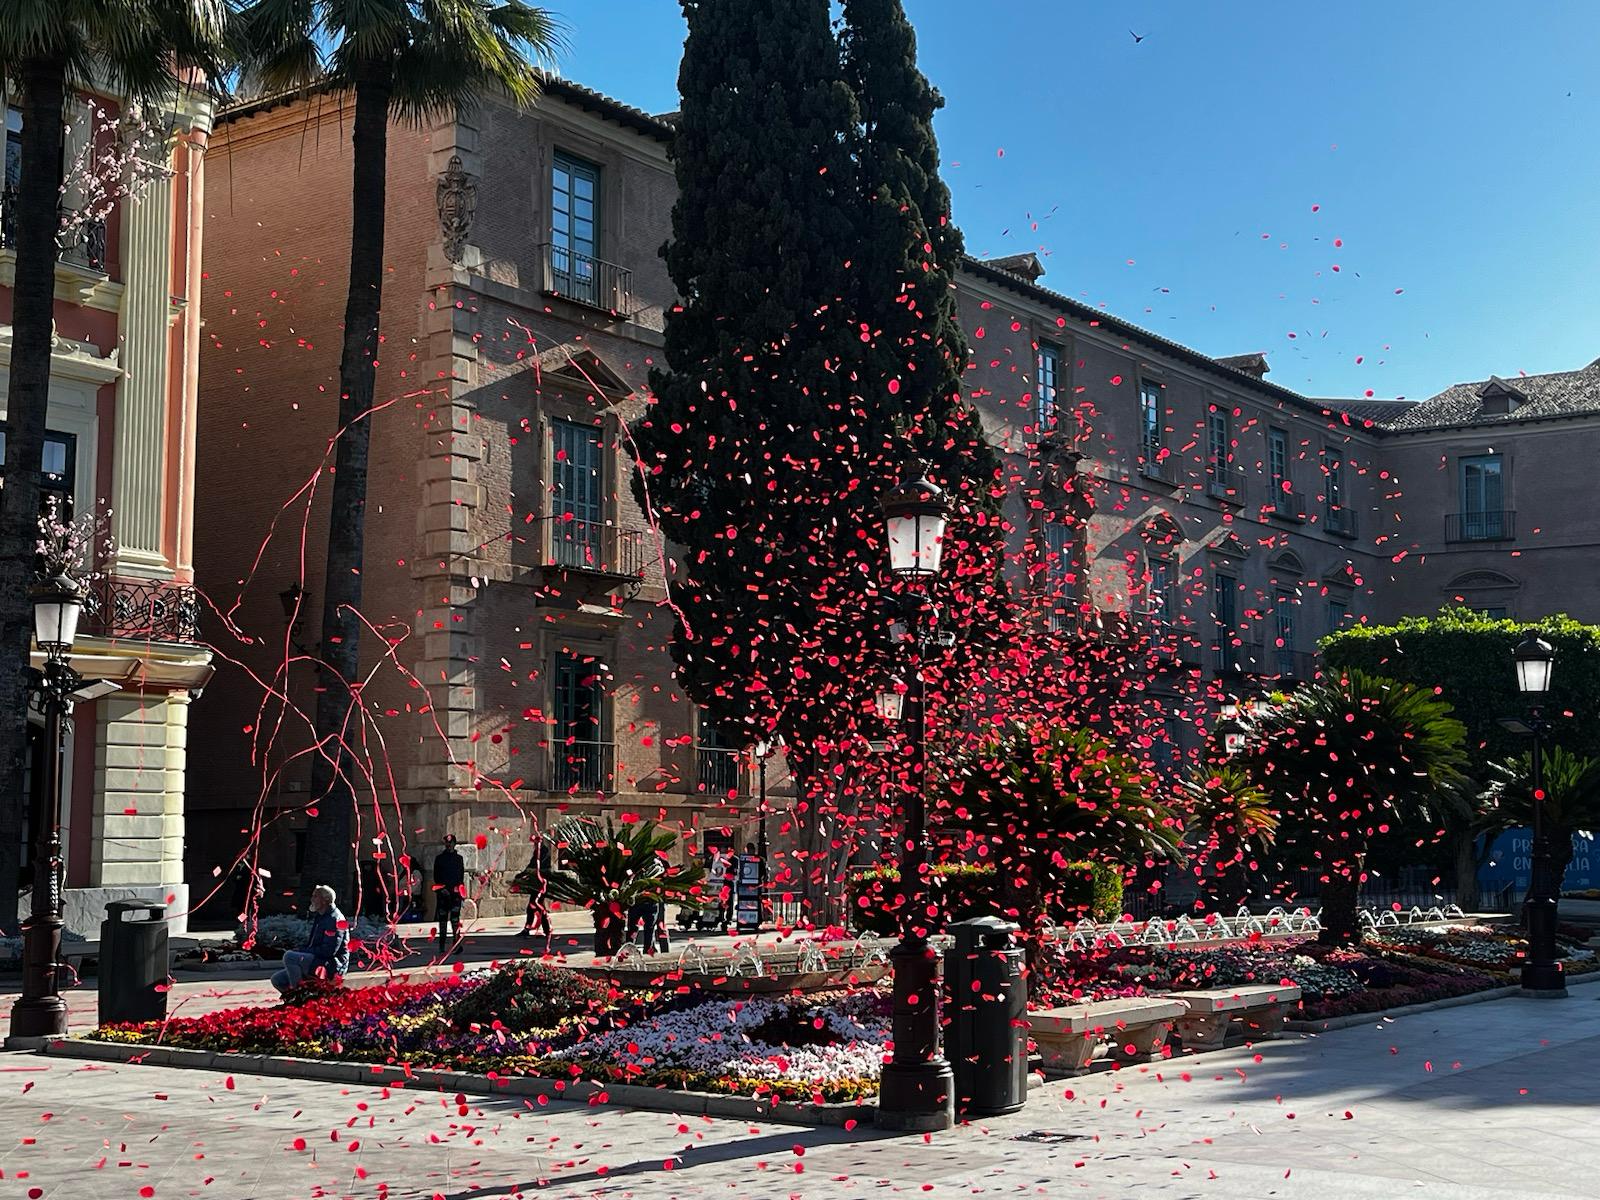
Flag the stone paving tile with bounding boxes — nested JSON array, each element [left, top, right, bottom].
[[1, 980, 1597, 1198]]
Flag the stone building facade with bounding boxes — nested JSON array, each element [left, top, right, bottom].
[[189, 76, 1600, 914], [2, 81, 213, 934]]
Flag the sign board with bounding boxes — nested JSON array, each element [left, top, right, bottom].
[[1476, 828, 1598, 893], [734, 854, 764, 933]]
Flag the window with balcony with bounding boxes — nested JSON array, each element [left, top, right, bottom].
[[1274, 588, 1298, 678], [696, 716, 739, 796], [1147, 554, 1176, 626], [550, 151, 601, 305], [1036, 342, 1060, 433], [550, 418, 605, 570], [552, 651, 612, 792], [0, 427, 76, 519], [1267, 426, 1288, 493], [1139, 380, 1165, 476], [1212, 571, 1238, 672], [1453, 454, 1508, 541]]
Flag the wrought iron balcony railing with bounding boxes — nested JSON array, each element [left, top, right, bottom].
[[1139, 453, 1180, 486], [536, 243, 634, 316], [548, 518, 646, 578], [81, 576, 200, 644], [1265, 486, 1308, 522], [1, 188, 108, 273], [1272, 649, 1317, 683], [1206, 463, 1247, 505], [551, 739, 615, 794], [1445, 510, 1515, 543], [697, 746, 740, 796], [1325, 504, 1359, 538]]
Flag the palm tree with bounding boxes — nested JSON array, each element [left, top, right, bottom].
[[1234, 671, 1469, 944], [231, 1, 562, 901], [1175, 762, 1278, 913], [1479, 747, 1600, 893], [942, 721, 1184, 957], [0, 2, 229, 929], [522, 816, 706, 957]]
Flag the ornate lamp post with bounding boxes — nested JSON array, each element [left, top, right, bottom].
[[751, 737, 779, 892], [874, 469, 955, 1132], [10, 575, 89, 1040], [1513, 634, 1565, 997]]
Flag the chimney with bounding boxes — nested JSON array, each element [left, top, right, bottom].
[[1217, 352, 1270, 380], [984, 252, 1045, 283]]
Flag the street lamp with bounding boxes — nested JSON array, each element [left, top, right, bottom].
[[875, 468, 955, 1132], [751, 736, 779, 900], [10, 575, 91, 1040], [1513, 634, 1565, 997]]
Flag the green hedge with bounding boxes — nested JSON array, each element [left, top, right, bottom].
[[845, 861, 1123, 935], [1322, 608, 1600, 767]]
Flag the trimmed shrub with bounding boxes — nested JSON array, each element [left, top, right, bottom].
[[448, 960, 614, 1035]]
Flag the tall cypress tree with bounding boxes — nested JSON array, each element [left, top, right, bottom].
[[633, 0, 870, 755], [839, 0, 1008, 632]]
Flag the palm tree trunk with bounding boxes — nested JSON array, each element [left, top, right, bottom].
[[0, 60, 68, 931], [300, 69, 390, 906], [1452, 828, 1481, 910], [1317, 868, 1363, 946]]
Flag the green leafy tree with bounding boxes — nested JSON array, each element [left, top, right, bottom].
[[1322, 608, 1600, 904], [522, 815, 706, 956], [232, 0, 561, 900], [1235, 670, 1469, 944], [1174, 762, 1278, 913], [1478, 747, 1600, 891], [941, 722, 1183, 957], [0, 1, 229, 929]]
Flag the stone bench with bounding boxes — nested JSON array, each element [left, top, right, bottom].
[[1166, 983, 1302, 1050], [1025, 997, 1190, 1075]]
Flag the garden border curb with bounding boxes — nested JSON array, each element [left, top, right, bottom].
[[31, 1038, 876, 1128], [1285, 973, 1600, 1033]]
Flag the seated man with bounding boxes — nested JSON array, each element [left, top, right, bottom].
[[272, 884, 350, 997]]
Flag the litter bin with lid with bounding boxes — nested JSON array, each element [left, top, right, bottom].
[[944, 915, 1029, 1116], [98, 901, 169, 1024]]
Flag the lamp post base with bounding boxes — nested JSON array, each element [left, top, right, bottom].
[[876, 1059, 956, 1132], [876, 936, 955, 1132], [1520, 960, 1567, 997], [8, 995, 69, 1040]]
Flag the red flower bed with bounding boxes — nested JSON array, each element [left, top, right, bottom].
[[98, 977, 471, 1054]]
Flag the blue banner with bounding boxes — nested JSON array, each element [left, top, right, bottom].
[[1477, 828, 1599, 892]]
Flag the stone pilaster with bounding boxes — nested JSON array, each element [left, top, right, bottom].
[[112, 171, 175, 576]]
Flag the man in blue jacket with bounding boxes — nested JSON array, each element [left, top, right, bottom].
[[272, 884, 350, 997]]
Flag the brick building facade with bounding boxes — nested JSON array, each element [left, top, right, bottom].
[[189, 78, 1600, 916]]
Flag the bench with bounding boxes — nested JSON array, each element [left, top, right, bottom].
[[1166, 983, 1302, 1050], [1025, 997, 1191, 1075]]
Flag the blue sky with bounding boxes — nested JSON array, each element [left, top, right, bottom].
[[555, 1, 1600, 402]]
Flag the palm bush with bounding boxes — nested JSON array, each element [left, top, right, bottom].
[[1234, 671, 1468, 944], [1175, 762, 1278, 912], [519, 817, 706, 956], [940, 722, 1183, 952], [1479, 747, 1600, 890]]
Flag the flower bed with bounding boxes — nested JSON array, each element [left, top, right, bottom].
[[1031, 935, 1502, 1020], [1369, 923, 1598, 978], [89, 962, 888, 1104]]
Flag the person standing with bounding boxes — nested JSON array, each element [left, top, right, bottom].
[[708, 846, 730, 928], [518, 843, 553, 952], [271, 885, 350, 997], [433, 834, 466, 955]]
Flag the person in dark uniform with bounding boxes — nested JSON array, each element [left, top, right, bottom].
[[432, 834, 466, 955], [518, 843, 553, 952]]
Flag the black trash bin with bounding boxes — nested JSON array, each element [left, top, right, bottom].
[[98, 901, 169, 1024], [944, 915, 1029, 1116]]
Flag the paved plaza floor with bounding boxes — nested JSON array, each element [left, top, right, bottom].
[[0, 977, 1596, 1198]]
